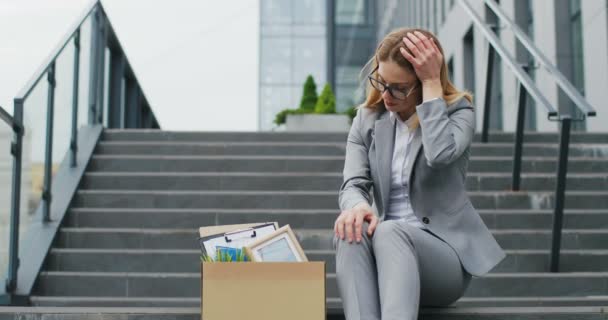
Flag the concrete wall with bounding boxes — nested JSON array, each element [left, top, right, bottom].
[[410, 0, 607, 132], [581, 0, 608, 131]]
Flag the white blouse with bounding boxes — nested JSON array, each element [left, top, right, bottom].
[[386, 111, 426, 229]]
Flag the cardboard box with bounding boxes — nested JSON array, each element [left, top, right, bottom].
[[201, 261, 326, 320]]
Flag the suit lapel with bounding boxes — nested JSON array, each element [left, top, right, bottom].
[[374, 112, 395, 214]]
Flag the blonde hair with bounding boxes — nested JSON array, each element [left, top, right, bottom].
[[359, 27, 473, 130]]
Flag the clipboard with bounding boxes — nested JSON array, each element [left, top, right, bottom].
[[197, 222, 279, 261]]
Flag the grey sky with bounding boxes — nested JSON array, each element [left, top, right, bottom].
[[0, 0, 260, 162]]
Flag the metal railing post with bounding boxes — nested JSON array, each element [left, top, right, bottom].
[[88, 7, 100, 125], [42, 62, 56, 222], [96, 10, 107, 125], [2, 0, 159, 300], [481, 26, 497, 143], [70, 29, 81, 167], [512, 66, 529, 191], [5, 100, 24, 293], [550, 116, 571, 272]]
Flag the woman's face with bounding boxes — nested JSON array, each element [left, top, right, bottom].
[[377, 60, 420, 115]]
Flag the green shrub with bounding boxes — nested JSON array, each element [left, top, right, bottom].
[[274, 108, 308, 125], [343, 106, 358, 121], [299, 75, 318, 112], [314, 84, 336, 114]]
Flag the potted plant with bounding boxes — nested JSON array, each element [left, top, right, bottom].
[[274, 75, 352, 132]]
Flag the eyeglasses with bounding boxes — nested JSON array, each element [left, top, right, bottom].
[[368, 67, 419, 100]]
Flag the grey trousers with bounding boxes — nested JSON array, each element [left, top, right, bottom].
[[333, 219, 472, 320]]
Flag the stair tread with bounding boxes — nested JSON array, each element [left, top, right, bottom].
[[74, 189, 608, 195], [38, 271, 608, 277], [96, 141, 608, 146], [58, 227, 608, 233], [48, 248, 608, 254], [67, 207, 608, 214], [83, 171, 608, 177], [15, 302, 608, 315], [91, 154, 608, 160]]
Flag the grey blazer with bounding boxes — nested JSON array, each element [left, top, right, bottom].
[[338, 97, 506, 277]]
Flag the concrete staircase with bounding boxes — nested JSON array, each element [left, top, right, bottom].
[[15, 130, 608, 318]]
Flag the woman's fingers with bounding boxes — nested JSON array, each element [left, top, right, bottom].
[[430, 38, 443, 62], [354, 213, 364, 243], [333, 214, 339, 235], [402, 31, 443, 81], [367, 214, 379, 237], [414, 31, 437, 54], [411, 31, 431, 51], [336, 215, 345, 240], [344, 214, 355, 243], [402, 36, 422, 60], [399, 46, 416, 64]]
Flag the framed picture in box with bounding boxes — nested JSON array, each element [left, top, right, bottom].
[[244, 225, 308, 262]]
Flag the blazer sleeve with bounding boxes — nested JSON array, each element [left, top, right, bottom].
[[338, 107, 374, 211], [415, 97, 475, 168]]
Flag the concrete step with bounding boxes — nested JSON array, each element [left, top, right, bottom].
[[453, 297, 608, 307], [27, 295, 608, 309], [95, 141, 608, 158], [101, 130, 349, 142], [45, 248, 608, 273], [466, 173, 608, 191], [80, 172, 343, 192], [70, 190, 608, 210], [101, 129, 608, 143], [33, 271, 608, 298], [0, 307, 201, 320], [55, 228, 608, 250], [80, 172, 608, 191], [29, 297, 201, 307], [96, 141, 347, 156], [88, 155, 608, 173], [63, 208, 608, 230], [7, 305, 608, 320]]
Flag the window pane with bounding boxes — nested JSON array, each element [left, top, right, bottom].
[[336, 0, 366, 25]]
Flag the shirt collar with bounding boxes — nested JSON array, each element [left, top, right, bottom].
[[389, 111, 416, 129]]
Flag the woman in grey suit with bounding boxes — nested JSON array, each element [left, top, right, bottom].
[[332, 27, 506, 320]]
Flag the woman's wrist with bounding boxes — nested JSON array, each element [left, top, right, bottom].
[[353, 201, 372, 212], [421, 78, 443, 102]]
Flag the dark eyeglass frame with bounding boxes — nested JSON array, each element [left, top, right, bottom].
[[367, 65, 420, 100]]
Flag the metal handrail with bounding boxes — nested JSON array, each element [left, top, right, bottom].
[[0, 106, 15, 130], [478, 0, 597, 273], [3, 0, 158, 299], [483, 0, 596, 117], [456, 0, 597, 273], [15, 0, 99, 101], [456, 0, 558, 117]]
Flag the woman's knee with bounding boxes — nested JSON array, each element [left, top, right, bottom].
[[372, 220, 415, 251], [334, 222, 373, 253]]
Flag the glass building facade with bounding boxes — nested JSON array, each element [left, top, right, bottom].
[[333, 0, 376, 113], [258, 0, 375, 131], [260, 0, 604, 132], [258, 0, 327, 131]]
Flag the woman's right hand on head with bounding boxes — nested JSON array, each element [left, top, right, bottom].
[[334, 202, 379, 243]]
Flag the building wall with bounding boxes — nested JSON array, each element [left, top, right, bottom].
[[581, 0, 608, 131], [258, 0, 376, 131], [376, 0, 607, 132], [334, 0, 376, 112], [258, 0, 327, 131]]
